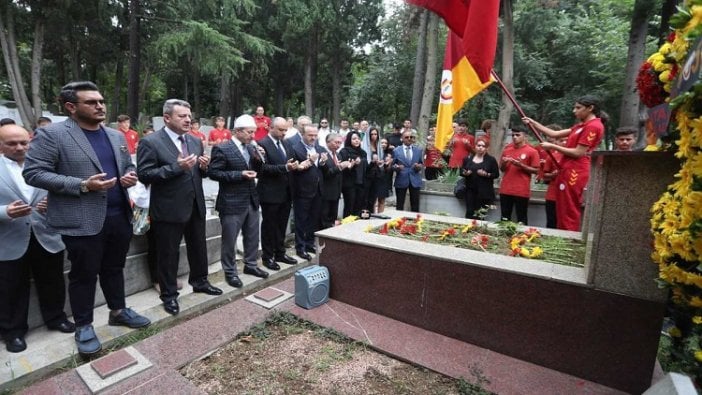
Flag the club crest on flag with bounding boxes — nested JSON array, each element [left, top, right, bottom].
[[440, 70, 454, 104]]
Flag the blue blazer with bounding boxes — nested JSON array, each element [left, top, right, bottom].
[[0, 157, 64, 260], [392, 145, 424, 189], [23, 118, 134, 236]]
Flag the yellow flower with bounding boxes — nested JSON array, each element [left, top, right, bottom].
[[690, 297, 702, 308], [341, 215, 358, 224], [669, 327, 682, 337], [530, 247, 544, 258], [695, 351, 702, 362], [364, 225, 373, 233], [692, 316, 702, 324], [461, 224, 474, 233]]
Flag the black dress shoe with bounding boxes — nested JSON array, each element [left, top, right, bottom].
[[163, 299, 179, 315], [305, 246, 316, 253], [243, 266, 269, 279], [5, 337, 27, 353], [275, 255, 298, 265], [263, 259, 281, 271], [192, 282, 223, 296], [297, 251, 312, 261], [226, 275, 243, 288], [48, 319, 76, 333]]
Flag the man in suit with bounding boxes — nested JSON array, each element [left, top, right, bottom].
[[285, 115, 311, 146], [257, 117, 298, 269], [23, 81, 150, 356], [208, 114, 270, 288], [393, 130, 424, 212], [0, 124, 74, 353], [291, 125, 330, 260], [137, 99, 222, 316], [320, 133, 350, 229]]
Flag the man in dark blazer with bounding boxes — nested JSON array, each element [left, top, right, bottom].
[[320, 133, 351, 229], [23, 81, 150, 356], [137, 99, 222, 316], [256, 117, 299, 269], [393, 130, 424, 212], [208, 114, 270, 288], [0, 125, 73, 353], [291, 125, 330, 260]]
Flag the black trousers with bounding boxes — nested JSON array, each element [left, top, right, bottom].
[[320, 198, 339, 229], [294, 193, 322, 253], [464, 190, 492, 219], [62, 214, 130, 326], [545, 200, 557, 229], [146, 228, 158, 283], [341, 184, 365, 217], [500, 194, 530, 225], [260, 200, 291, 260], [152, 202, 209, 303], [424, 167, 444, 181], [395, 186, 420, 212], [0, 233, 67, 339]]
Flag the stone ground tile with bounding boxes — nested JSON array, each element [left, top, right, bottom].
[[245, 287, 293, 309], [90, 349, 137, 379], [102, 368, 205, 395], [76, 347, 152, 393]]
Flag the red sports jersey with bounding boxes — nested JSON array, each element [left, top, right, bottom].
[[499, 143, 540, 198], [122, 129, 139, 154], [209, 128, 232, 144]]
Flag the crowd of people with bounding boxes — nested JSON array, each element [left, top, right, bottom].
[[0, 79, 625, 356]]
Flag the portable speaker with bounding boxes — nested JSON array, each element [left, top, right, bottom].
[[294, 265, 330, 309]]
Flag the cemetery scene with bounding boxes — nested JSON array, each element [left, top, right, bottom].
[[0, 0, 701, 394]]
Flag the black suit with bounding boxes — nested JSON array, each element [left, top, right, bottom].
[[136, 128, 210, 302], [256, 135, 293, 261], [321, 150, 343, 229], [461, 154, 499, 219], [208, 140, 261, 276], [290, 140, 329, 253]]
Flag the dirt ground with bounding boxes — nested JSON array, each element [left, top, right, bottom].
[[181, 312, 492, 395]]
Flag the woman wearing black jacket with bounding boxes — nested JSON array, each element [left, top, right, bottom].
[[461, 138, 499, 219], [339, 131, 368, 217]]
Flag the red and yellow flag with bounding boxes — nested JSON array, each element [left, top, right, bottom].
[[406, 0, 501, 150]]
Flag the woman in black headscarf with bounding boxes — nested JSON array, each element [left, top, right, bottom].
[[338, 131, 368, 217]]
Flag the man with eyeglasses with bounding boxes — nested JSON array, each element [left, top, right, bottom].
[[498, 127, 540, 224], [24, 81, 151, 356], [392, 130, 424, 212]]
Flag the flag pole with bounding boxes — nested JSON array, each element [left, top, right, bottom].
[[490, 69, 561, 168]]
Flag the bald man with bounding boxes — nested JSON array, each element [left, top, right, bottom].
[[0, 125, 73, 353]]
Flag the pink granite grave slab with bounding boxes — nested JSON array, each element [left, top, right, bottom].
[[254, 287, 284, 302], [91, 349, 138, 379]]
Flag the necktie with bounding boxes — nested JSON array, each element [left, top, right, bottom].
[[405, 146, 412, 162], [241, 144, 250, 165], [276, 140, 286, 159], [178, 135, 189, 156]]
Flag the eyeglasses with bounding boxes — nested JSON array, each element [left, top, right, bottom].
[[72, 99, 105, 106], [476, 144, 486, 147], [403, 136, 415, 139]]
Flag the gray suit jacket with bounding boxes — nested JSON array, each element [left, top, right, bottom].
[[23, 118, 135, 236], [0, 157, 64, 260]]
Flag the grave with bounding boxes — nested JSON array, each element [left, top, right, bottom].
[[316, 151, 678, 394]]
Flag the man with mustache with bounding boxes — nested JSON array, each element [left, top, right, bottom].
[[23, 81, 150, 356]]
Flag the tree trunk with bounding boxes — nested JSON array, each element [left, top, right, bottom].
[[0, 5, 34, 127], [410, 9, 428, 126], [111, 55, 124, 122], [193, 70, 201, 118], [619, 0, 656, 148], [418, 13, 439, 141], [493, 0, 514, 159], [127, 0, 140, 122], [658, 0, 680, 45], [275, 85, 285, 117], [304, 26, 319, 117], [69, 30, 81, 80], [219, 74, 231, 120], [331, 56, 342, 128], [30, 18, 45, 127]]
